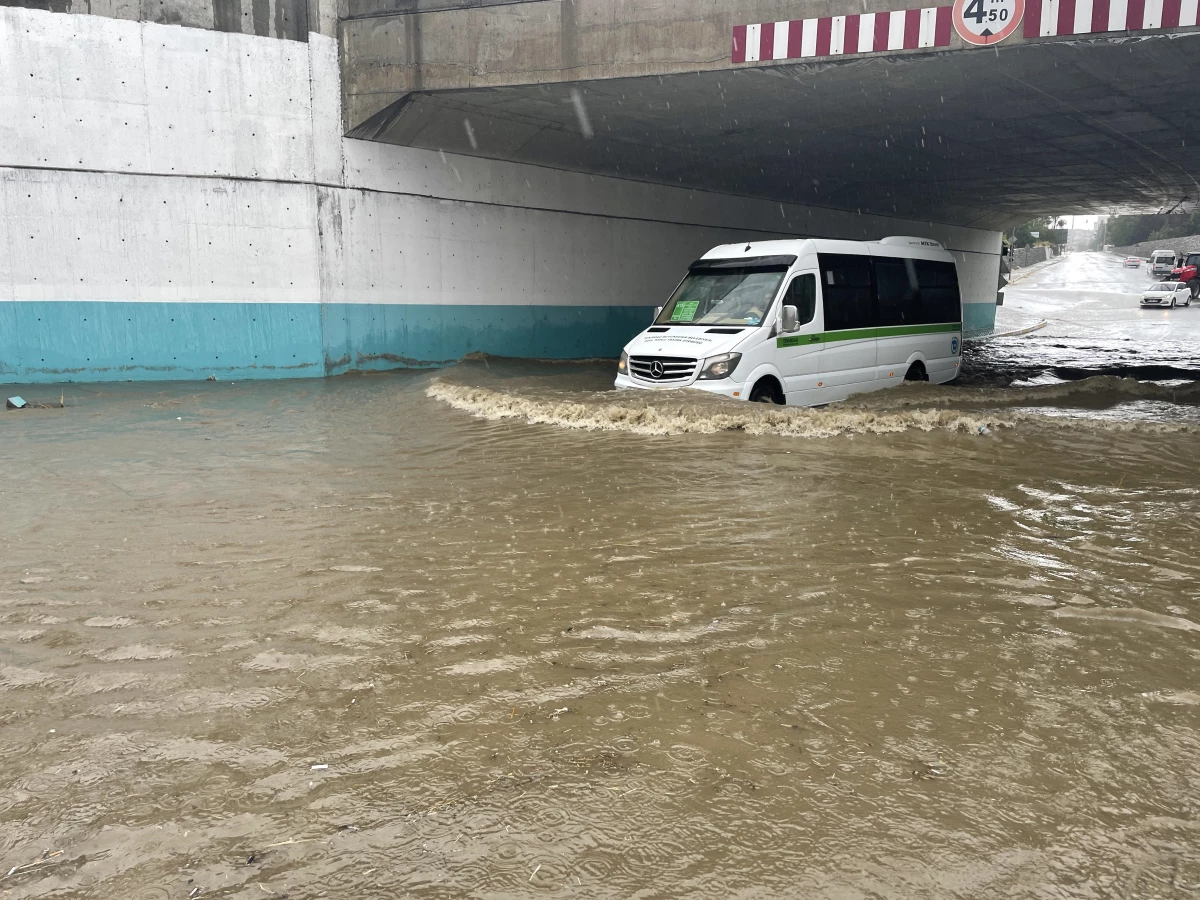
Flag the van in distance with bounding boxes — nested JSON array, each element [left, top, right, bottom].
[[615, 237, 962, 406], [1150, 249, 1179, 276]]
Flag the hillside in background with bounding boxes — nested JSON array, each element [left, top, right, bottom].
[[1112, 235, 1200, 259], [1106, 213, 1200, 246]]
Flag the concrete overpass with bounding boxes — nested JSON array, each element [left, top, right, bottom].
[[341, 0, 1200, 229], [2, 0, 1198, 381]]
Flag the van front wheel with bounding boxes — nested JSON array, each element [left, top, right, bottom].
[[749, 379, 784, 405]]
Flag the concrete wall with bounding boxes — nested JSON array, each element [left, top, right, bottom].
[[1, 5, 1000, 383], [1011, 246, 1052, 268], [0, 0, 329, 40]]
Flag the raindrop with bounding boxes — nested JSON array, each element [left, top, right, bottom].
[[463, 118, 478, 150], [569, 88, 594, 138]]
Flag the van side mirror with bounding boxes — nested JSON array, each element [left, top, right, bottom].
[[781, 305, 799, 333], [653, 306, 663, 322]]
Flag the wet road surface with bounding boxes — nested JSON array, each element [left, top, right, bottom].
[[967, 250, 1200, 381], [3, 254, 1200, 898]]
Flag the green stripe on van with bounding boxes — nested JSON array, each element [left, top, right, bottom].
[[776, 322, 960, 349]]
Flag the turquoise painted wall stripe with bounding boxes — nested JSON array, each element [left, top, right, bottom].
[[962, 301, 997, 337], [2, 302, 323, 381], [322, 303, 653, 373], [0, 301, 17, 379], [0, 301, 655, 384], [1, 300, 993, 384]]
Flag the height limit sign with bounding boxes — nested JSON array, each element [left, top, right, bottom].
[[953, 0, 1024, 44]]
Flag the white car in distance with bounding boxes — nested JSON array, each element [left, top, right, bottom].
[[1124, 257, 1142, 267], [1140, 282, 1191, 308]]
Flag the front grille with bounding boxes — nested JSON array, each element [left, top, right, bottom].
[[629, 355, 698, 383]]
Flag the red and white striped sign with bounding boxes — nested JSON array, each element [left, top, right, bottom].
[[732, 7, 953, 62], [733, 0, 1198, 61], [1022, 0, 1198, 35]]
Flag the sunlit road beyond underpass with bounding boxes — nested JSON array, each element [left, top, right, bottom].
[[4, 252, 1200, 898], [968, 250, 1200, 382]]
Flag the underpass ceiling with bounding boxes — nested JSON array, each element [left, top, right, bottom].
[[351, 30, 1200, 230]]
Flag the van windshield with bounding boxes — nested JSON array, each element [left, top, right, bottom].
[[655, 266, 788, 327]]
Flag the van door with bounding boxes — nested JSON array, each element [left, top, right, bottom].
[[874, 256, 926, 384], [773, 272, 822, 404], [816, 254, 878, 397]]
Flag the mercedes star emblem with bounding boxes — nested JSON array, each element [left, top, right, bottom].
[[650, 360, 665, 379]]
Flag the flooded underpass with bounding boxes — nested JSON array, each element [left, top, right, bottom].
[[5, 255, 1200, 898]]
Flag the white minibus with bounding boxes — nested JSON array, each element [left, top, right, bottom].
[[615, 237, 962, 406]]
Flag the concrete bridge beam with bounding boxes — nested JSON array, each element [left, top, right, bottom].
[[340, 0, 910, 128], [344, 27, 1200, 229]]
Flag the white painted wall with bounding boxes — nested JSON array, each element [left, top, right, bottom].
[[0, 10, 314, 180], [1, 170, 319, 303], [0, 6, 1000, 317]]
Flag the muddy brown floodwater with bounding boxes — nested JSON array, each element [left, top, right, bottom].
[[3, 361, 1200, 899]]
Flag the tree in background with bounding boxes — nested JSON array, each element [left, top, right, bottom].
[[1105, 212, 1200, 247], [1009, 216, 1067, 248]]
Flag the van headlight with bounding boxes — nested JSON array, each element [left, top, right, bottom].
[[697, 352, 741, 380], [618, 351, 628, 374]]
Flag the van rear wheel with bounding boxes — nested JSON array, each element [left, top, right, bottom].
[[749, 379, 784, 405], [904, 362, 928, 382]]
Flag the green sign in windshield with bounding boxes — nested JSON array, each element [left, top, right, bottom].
[[669, 300, 700, 322]]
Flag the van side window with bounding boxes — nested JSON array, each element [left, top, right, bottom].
[[818, 254, 875, 331], [819, 253, 961, 330], [875, 258, 919, 325], [913, 260, 961, 324], [875, 257, 961, 326], [783, 274, 816, 326]]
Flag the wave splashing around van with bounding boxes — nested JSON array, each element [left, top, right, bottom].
[[427, 363, 1200, 438]]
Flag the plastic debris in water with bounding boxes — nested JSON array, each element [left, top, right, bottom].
[[6, 396, 26, 409]]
